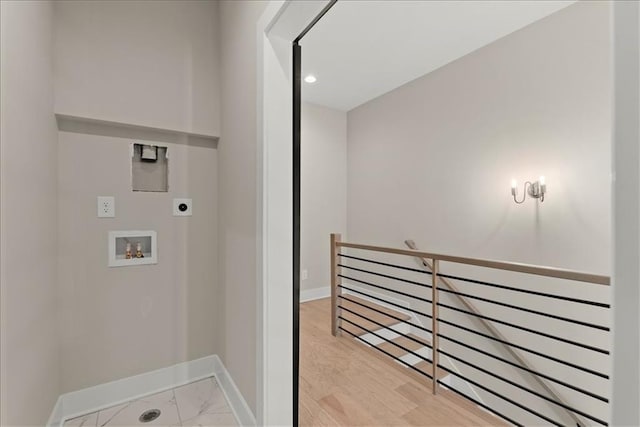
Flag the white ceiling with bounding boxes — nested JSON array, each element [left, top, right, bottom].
[[300, 0, 576, 111]]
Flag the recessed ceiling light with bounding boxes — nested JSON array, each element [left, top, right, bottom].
[[304, 75, 317, 84]]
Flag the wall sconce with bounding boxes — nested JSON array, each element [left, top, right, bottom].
[[511, 176, 546, 204]]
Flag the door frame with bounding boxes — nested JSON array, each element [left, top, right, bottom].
[[255, 1, 335, 425]]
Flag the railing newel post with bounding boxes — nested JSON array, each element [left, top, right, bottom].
[[331, 233, 342, 336], [432, 258, 439, 394]]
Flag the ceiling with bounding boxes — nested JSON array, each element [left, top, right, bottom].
[[300, 0, 576, 111]]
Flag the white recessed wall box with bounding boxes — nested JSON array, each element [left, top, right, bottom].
[[108, 230, 157, 267]]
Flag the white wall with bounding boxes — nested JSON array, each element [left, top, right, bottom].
[[301, 102, 347, 293], [345, 1, 611, 424], [0, 1, 60, 424], [54, 0, 221, 136], [347, 1, 610, 273], [57, 132, 219, 393], [219, 0, 269, 415]]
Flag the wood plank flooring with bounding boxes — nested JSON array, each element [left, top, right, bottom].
[[299, 297, 506, 426]]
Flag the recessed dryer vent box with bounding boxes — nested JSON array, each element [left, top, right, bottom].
[[108, 230, 157, 267], [132, 143, 168, 192]]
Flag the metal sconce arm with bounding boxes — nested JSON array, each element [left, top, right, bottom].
[[512, 181, 532, 204], [511, 177, 546, 204]]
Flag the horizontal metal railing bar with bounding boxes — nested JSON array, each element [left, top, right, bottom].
[[339, 304, 432, 349], [339, 263, 432, 289], [439, 273, 610, 308], [338, 253, 433, 275], [437, 381, 523, 427], [438, 302, 609, 354], [438, 318, 609, 379], [336, 241, 610, 285], [438, 332, 608, 403], [437, 286, 609, 331], [338, 274, 433, 304], [437, 364, 564, 427], [338, 323, 434, 380], [338, 314, 433, 363], [339, 285, 433, 320], [338, 295, 433, 338], [439, 348, 608, 426]]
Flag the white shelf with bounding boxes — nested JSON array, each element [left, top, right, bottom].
[[55, 113, 218, 148]]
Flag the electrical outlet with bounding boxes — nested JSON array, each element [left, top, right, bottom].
[[301, 269, 308, 281], [97, 196, 115, 218]]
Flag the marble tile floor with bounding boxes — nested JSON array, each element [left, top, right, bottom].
[[63, 377, 238, 427]]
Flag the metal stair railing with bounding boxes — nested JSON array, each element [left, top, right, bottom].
[[330, 233, 611, 427]]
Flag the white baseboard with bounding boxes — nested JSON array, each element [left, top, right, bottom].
[[300, 286, 330, 302], [47, 355, 255, 427], [212, 356, 257, 426]]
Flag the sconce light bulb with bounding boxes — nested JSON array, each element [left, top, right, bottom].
[[511, 179, 517, 196], [539, 176, 545, 186]]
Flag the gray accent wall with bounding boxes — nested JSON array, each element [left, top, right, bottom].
[[57, 131, 219, 393], [52, 0, 223, 396]]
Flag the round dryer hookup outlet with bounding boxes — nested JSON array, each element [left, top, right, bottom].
[[173, 198, 193, 216]]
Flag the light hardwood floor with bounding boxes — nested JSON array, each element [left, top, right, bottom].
[[299, 297, 506, 426]]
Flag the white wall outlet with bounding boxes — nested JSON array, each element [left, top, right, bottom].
[[173, 198, 192, 216], [97, 196, 115, 218], [301, 269, 308, 281]]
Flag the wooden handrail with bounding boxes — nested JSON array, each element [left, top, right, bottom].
[[405, 239, 586, 427], [337, 241, 610, 285]]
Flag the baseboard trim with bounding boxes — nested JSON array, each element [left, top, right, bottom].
[[300, 286, 330, 302], [47, 355, 255, 427], [212, 356, 257, 426]]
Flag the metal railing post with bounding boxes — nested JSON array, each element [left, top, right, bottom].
[[432, 259, 439, 394], [331, 233, 342, 336]]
